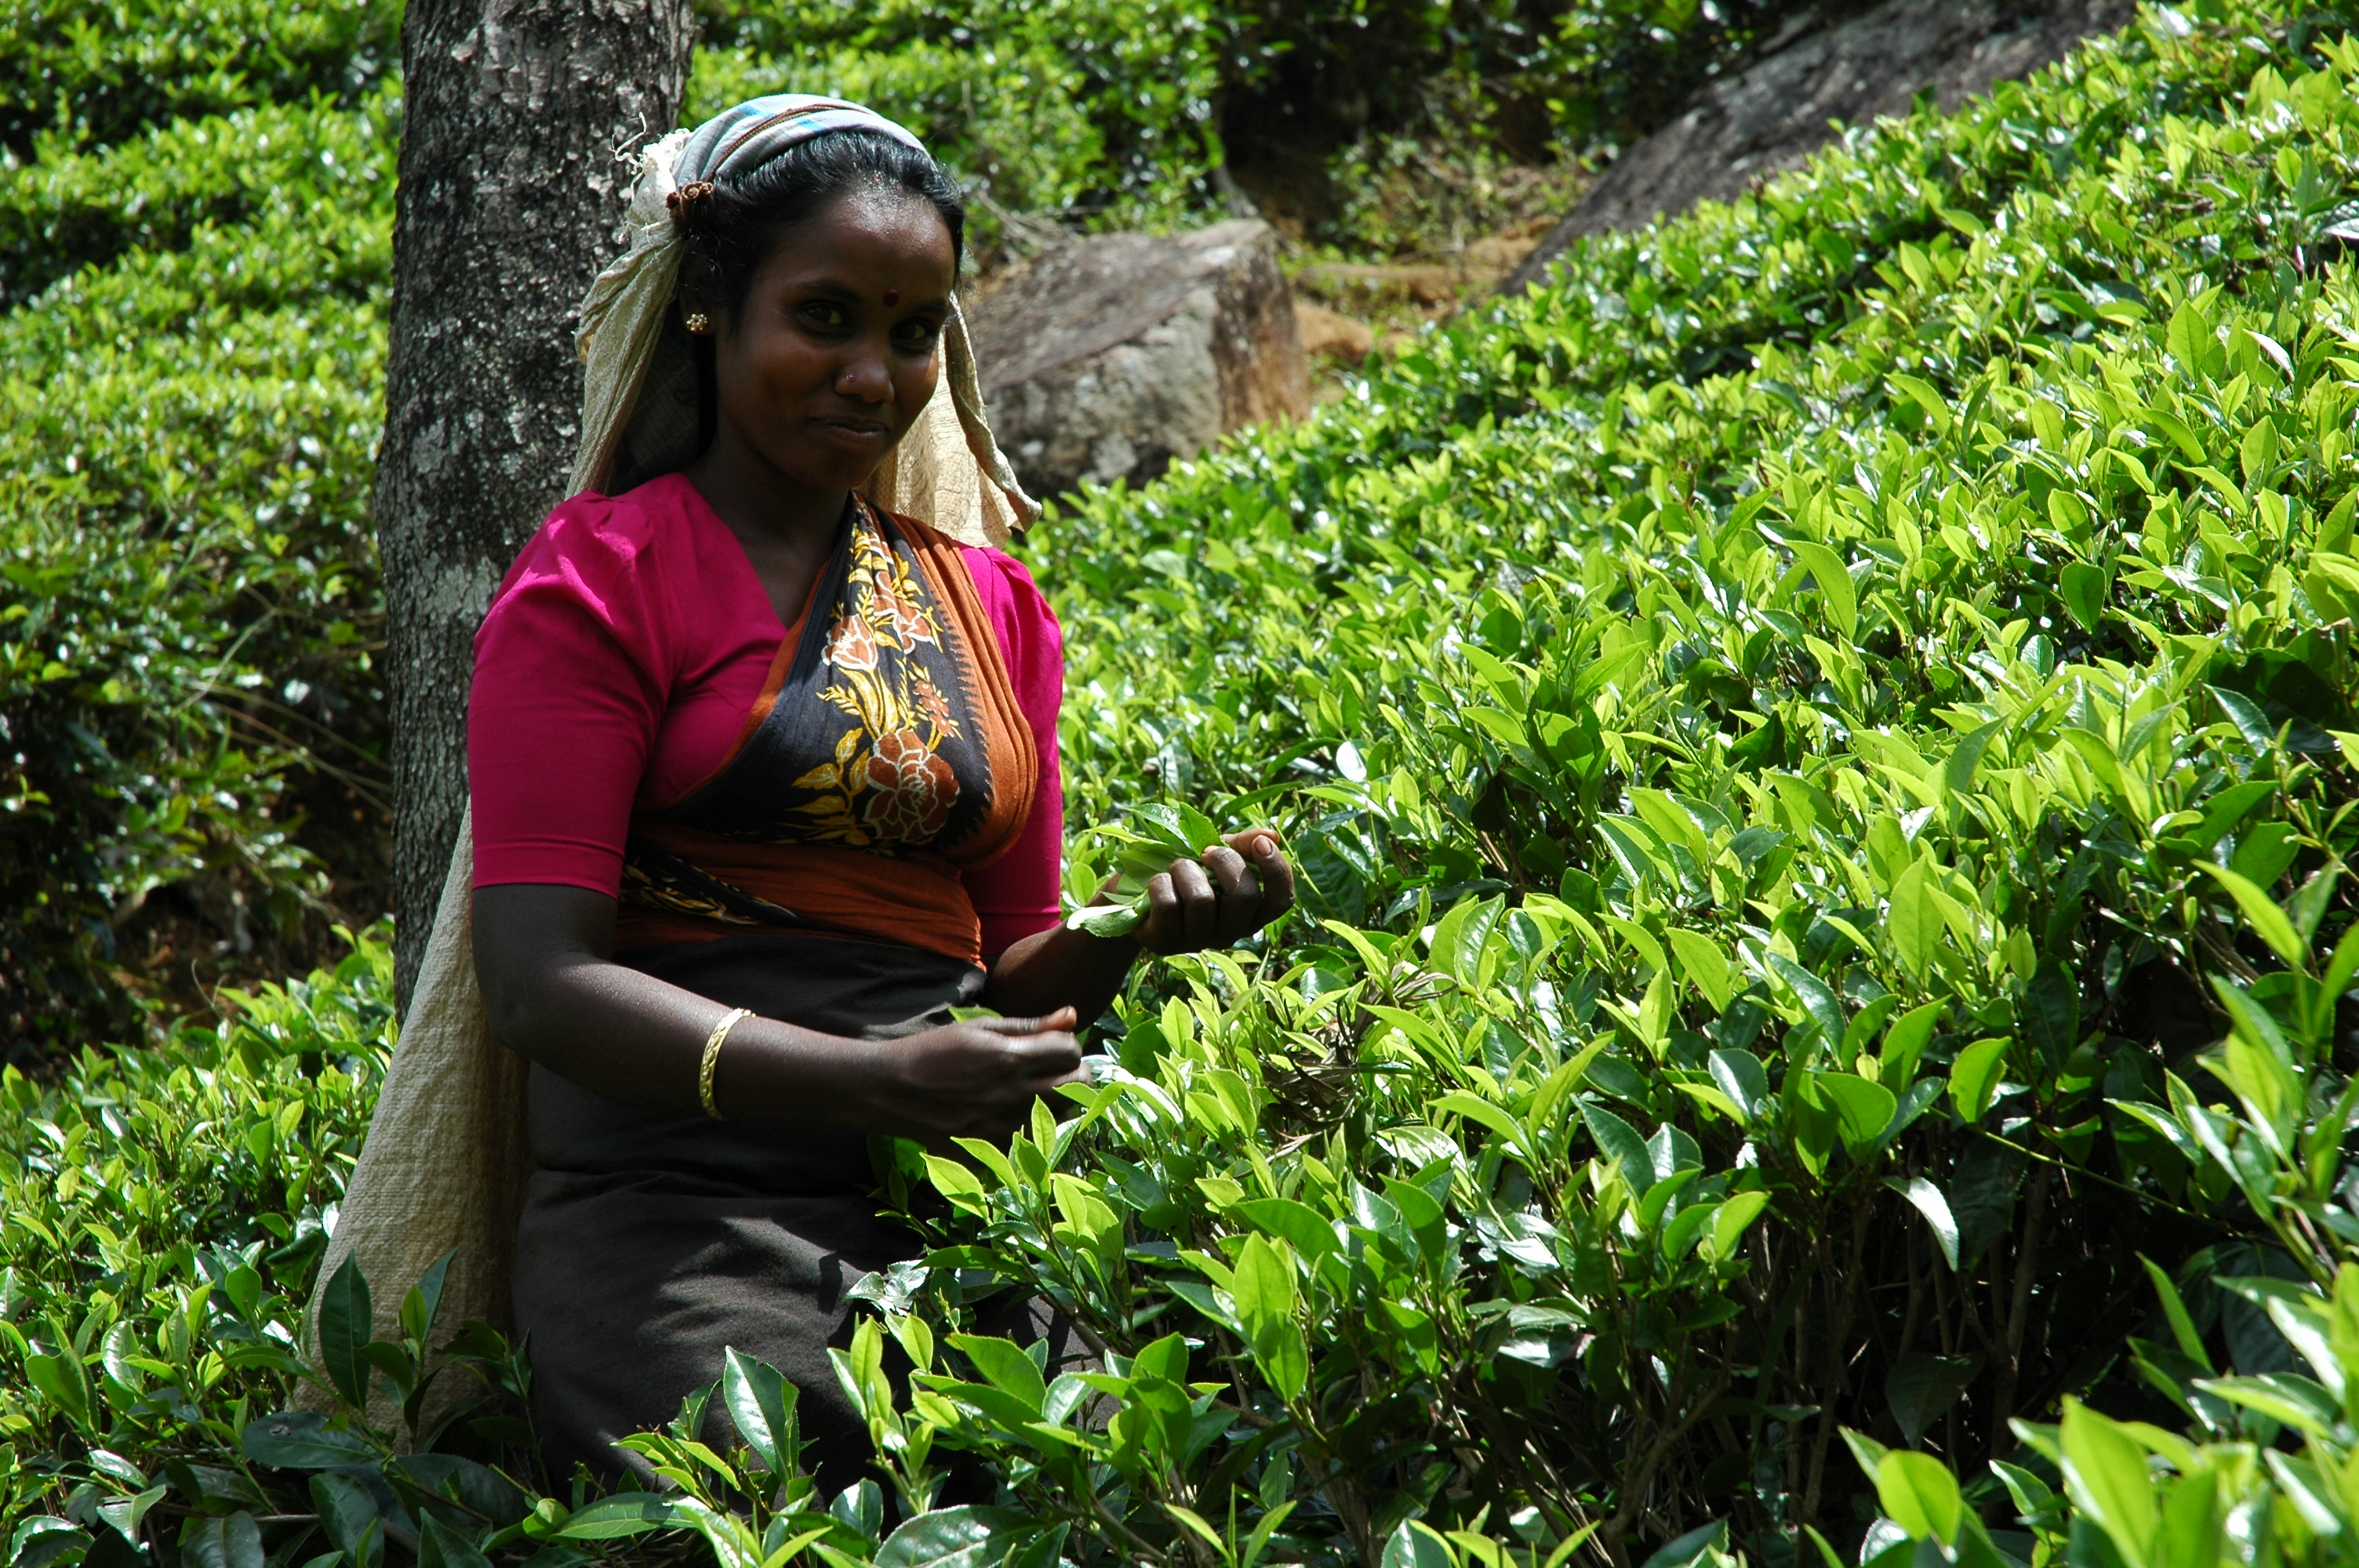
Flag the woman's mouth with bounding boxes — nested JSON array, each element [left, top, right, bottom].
[[814, 416, 890, 445]]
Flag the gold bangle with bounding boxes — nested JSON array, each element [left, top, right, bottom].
[[698, 1007, 754, 1120]]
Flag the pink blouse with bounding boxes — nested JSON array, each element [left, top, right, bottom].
[[467, 474, 1064, 959]]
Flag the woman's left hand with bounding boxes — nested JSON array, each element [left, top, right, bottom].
[[1132, 829, 1296, 956]]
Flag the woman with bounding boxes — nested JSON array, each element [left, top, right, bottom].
[[465, 96, 1294, 1487]]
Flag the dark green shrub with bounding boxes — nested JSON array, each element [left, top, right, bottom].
[[0, 91, 393, 305], [0, 94, 393, 1052], [0, 0, 398, 154]]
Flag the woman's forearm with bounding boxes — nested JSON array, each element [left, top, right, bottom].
[[472, 884, 1083, 1140], [478, 923, 884, 1123], [980, 921, 1140, 1025]]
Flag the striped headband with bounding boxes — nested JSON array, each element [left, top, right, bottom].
[[675, 95, 926, 189]]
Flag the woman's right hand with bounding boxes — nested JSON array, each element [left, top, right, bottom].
[[862, 1007, 1085, 1143]]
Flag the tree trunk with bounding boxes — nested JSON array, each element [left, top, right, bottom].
[[376, 0, 694, 1007]]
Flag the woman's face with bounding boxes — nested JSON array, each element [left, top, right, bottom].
[[705, 189, 956, 493]]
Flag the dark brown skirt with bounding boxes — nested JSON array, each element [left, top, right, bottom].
[[510, 931, 983, 1491]]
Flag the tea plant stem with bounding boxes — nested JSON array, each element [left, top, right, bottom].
[[1989, 1163, 2048, 1450], [1466, 1389, 1583, 1542], [1601, 1367, 1732, 1559], [1800, 1202, 1871, 1531], [1092, 1491, 1174, 1566], [1896, 1218, 1925, 1367]]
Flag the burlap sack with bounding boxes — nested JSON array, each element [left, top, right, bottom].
[[297, 808, 530, 1421]]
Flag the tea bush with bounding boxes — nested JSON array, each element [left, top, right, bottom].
[[0, 0, 398, 154], [20, 3, 2359, 1567], [0, 85, 394, 1051], [0, 932, 393, 1539], [872, 12, 2359, 1560]]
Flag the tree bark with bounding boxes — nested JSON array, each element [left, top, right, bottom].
[[376, 0, 694, 1007]]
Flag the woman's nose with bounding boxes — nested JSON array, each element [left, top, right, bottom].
[[836, 345, 892, 404]]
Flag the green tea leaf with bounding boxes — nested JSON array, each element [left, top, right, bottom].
[[1885, 1176, 1961, 1269], [240, 1412, 376, 1469], [722, 1348, 795, 1475], [1887, 860, 1940, 981], [1942, 721, 2002, 798], [1885, 1353, 1979, 1449], [924, 1154, 990, 1214], [1814, 1073, 1898, 1157], [2198, 862, 2305, 967], [2138, 1257, 2212, 1373], [416, 1515, 491, 1568], [1768, 953, 1846, 1044], [1667, 927, 1733, 1011], [1235, 1197, 1342, 1264], [310, 1474, 383, 1568], [1382, 1520, 1454, 1568], [317, 1253, 371, 1410], [1878, 1002, 1943, 1089], [181, 1513, 264, 1568], [1709, 1191, 1770, 1260], [2059, 1399, 2157, 1562], [2059, 561, 2109, 632], [1581, 1102, 1655, 1192], [396, 1250, 453, 1350], [1875, 1451, 1963, 1541], [874, 1506, 1034, 1568], [948, 1335, 1048, 1417], [1710, 1050, 1769, 1119], [1950, 1039, 2009, 1123], [24, 1352, 89, 1426], [1791, 539, 1858, 639]]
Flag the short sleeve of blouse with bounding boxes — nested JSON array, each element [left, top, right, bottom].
[[469, 497, 677, 894]]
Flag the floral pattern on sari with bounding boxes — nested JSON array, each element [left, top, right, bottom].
[[787, 517, 964, 849], [619, 497, 1015, 939]]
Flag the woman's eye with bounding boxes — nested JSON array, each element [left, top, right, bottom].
[[896, 321, 943, 350], [800, 302, 848, 328]]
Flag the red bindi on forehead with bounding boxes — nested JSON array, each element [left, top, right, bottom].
[[883, 289, 900, 307]]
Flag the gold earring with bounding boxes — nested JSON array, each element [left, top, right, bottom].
[[685, 311, 710, 333]]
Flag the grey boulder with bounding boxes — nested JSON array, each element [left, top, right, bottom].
[[1503, 0, 2135, 292], [965, 220, 1310, 497]]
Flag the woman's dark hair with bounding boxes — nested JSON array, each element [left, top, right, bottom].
[[678, 128, 966, 324]]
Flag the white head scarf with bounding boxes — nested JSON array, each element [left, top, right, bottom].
[[568, 94, 1036, 546]]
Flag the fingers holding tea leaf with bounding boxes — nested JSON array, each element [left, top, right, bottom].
[[1230, 829, 1296, 925], [1137, 859, 1216, 954], [884, 1009, 1085, 1140], [1066, 813, 1293, 949], [1201, 844, 1267, 943], [1067, 899, 1147, 938]]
